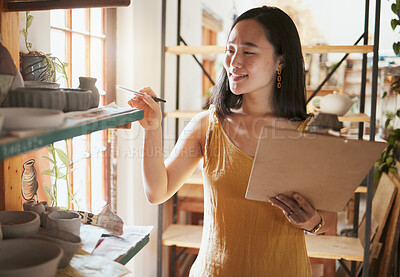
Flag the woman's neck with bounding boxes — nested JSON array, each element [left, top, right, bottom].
[[240, 90, 274, 115]]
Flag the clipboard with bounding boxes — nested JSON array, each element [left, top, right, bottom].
[[245, 127, 387, 212]]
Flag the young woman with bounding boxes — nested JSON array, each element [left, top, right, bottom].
[[129, 6, 336, 276]]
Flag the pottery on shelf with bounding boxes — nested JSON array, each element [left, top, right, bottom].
[[0, 108, 65, 130], [31, 229, 81, 268], [78, 76, 100, 108], [4, 87, 66, 110], [24, 80, 60, 89], [21, 159, 39, 201], [47, 210, 81, 237], [0, 238, 63, 277], [0, 43, 24, 106], [20, 54, 53, 82], [42, 205, 61, 228], [310, 92, 359, 116], [0, 211, 40, 239], [63, 88, 92, 112]]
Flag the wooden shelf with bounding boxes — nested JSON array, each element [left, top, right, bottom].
[[165, 110, 370, 123], [162, 224, 364, 262], [165, 45, 374, 55], [0, 108, 143, 161], [4, 0, 130, 11], [338, 113, 370, 122]]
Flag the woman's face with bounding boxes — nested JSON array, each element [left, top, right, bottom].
[[224, 19, 283, 97]]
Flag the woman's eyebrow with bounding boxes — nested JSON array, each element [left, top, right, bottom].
[[227, 41, 259, 47]]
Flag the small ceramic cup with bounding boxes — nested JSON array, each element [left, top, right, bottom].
[[42, 206, 60, 228], [30, 229, 81, 268], [46, 211, 81, 237]]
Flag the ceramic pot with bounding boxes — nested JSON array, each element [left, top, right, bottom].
[[21, 159, 38, 201], [20, 54, 54, 82], [78, 76, 99, 108], [47, 210, 81, 237], [0, 239, 63, 277], [63, 88, 92, 112], [311, 92, 358, 116], [5, 87, 66, 111], [42, 206, 61, 228], [31, 229, 81, 268], [0, 211, 40, 239]]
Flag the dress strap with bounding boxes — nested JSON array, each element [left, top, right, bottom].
[[297, 113, 314, 132], [204, 104, 220, 162]]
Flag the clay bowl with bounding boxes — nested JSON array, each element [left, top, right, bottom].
[[0, 238, 63, 277], [5, 87, 66, 111], [0, 211, 40, 239], [62, 88, 92, 112], [47, 210, 81, 237], [31, 229, 81, 268]]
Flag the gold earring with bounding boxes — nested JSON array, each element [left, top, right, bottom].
[[277, 70, 282, 89]]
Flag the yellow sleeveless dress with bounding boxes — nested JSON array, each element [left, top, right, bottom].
[[189, 105, 312, 277]]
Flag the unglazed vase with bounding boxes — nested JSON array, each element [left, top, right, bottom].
[[78, 76, 99, 108], [21, 159, 39, 201]]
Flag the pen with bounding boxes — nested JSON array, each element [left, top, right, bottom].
[[116, 85, 166, 103]]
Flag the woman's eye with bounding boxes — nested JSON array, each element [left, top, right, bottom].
[[226, 49, 234, 53], [244, 51, 255, 55]]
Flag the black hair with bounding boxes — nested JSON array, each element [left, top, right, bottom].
[[211, 6, 307, 121]]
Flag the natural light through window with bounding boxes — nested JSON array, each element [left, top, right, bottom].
[[50, 8, 108, 213]]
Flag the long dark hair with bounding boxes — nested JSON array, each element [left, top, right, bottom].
[[211, 6, 307, 121]]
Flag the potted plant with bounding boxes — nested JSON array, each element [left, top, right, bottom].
[[41, 142, 79, 210], [20, 11, 69, 86]]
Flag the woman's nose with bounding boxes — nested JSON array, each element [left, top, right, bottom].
[[230, 52, 242, 67]]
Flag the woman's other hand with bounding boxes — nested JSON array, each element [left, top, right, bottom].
[[269, 193, 322, 232], [128, 87, 162, 131]]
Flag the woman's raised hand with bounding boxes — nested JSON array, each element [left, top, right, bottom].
[[128, 87, 162, 131], [269, 193, 322, 232]]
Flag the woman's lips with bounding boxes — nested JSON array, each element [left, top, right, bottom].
[[230, 73, 248, 82]]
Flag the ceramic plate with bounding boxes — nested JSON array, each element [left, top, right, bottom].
[[0, 107, 65, 130]]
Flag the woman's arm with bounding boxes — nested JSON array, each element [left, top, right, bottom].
[[269, 193, 337, 234], [128, 87, 208, 204]]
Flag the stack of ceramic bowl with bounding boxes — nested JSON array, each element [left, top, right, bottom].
[[3, 87, 66, 110], [0, 210, 63, 276], [62, 88, 92, 112]]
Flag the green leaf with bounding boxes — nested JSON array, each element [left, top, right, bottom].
[[393, 42, 400, 56], [382, 91, 388, 99], [41, 169, 55, 177], [26, 15, 33, 30], [46, 145, 55, 155], [55, 148, 70, 167], [389, 167, 398, 174], [385, 118, 391, 129], [41, 156, 56, 165], [373, 171, 382, 183]]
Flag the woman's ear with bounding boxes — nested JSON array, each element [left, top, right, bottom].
[[276, 54, 286, 70]]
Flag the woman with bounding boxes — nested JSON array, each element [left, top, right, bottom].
[[129, 6, 336, 276]]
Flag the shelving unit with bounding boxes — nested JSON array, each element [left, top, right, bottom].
[[159, 1, 383, 276], [0, 0, 153, 266], [0, 109, 143, 161]]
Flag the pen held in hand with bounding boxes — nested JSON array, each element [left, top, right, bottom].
[[116, 85, 166, 103]]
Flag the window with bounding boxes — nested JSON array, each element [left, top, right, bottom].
[[50, 8, 115, 212], [202, 9, 223, 105]]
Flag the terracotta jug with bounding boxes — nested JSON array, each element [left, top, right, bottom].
[[21, 159, 39, 202], [78, 76, 99, 108]]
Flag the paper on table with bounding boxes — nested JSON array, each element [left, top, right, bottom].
[[80, 224, 107, 253], [92, 225, 154, 261], [245, 126, 387, 212]]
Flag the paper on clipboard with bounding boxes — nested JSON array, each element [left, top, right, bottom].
[[245, 127, 387, 212]]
